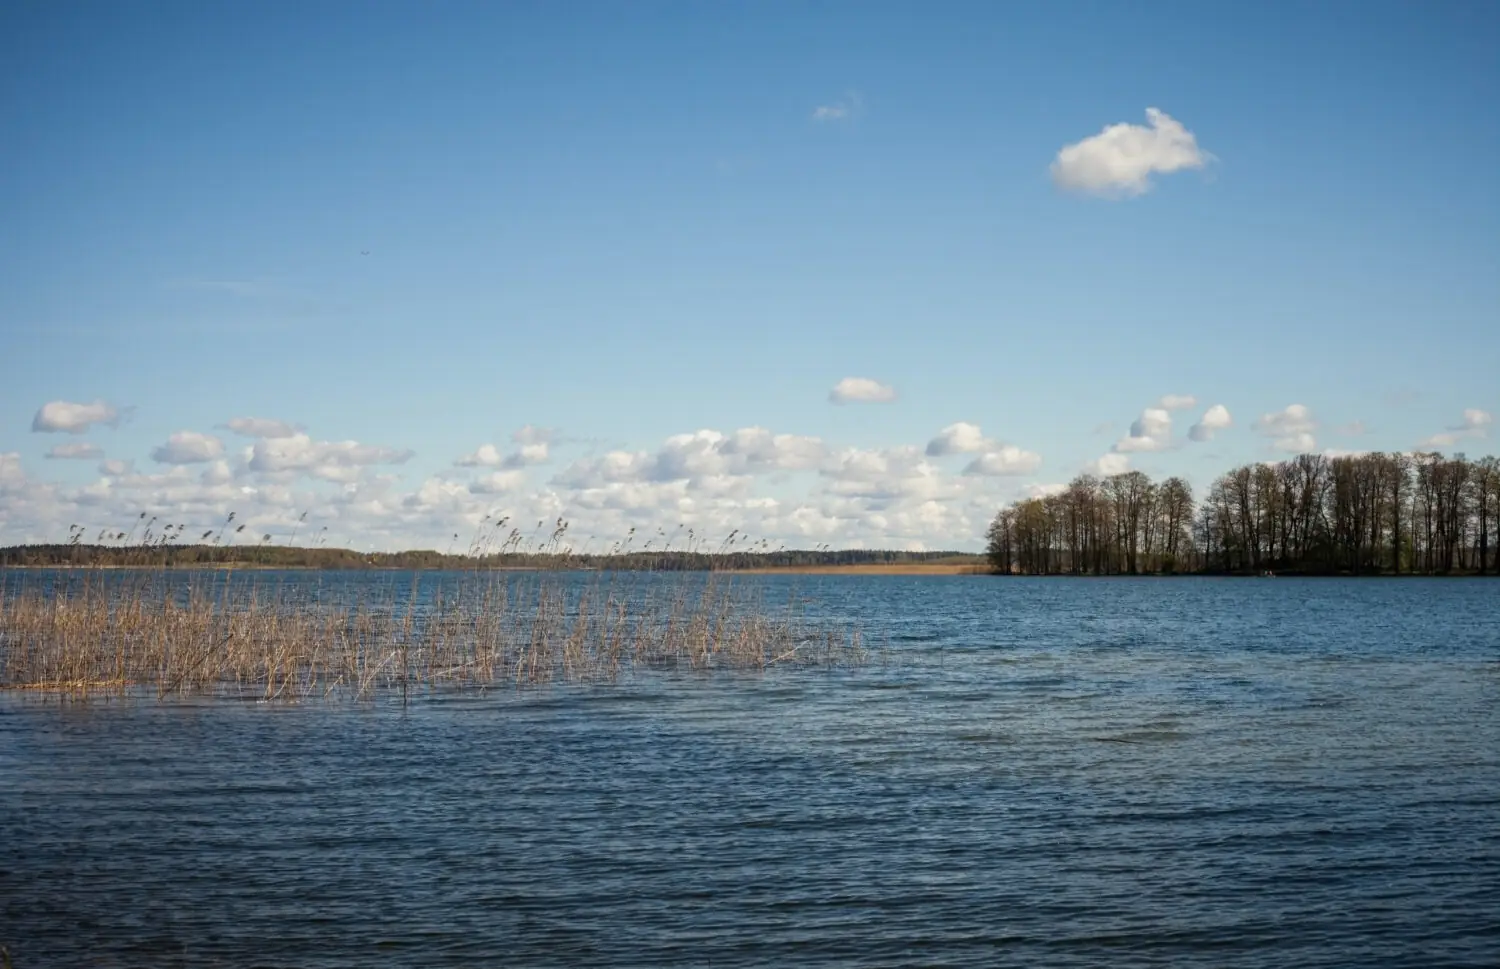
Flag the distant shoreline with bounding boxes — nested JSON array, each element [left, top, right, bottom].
[[4, 562, 1495, 578]]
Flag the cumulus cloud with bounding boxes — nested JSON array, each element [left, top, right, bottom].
[[248, 434, 414, 482], [1114, 407, 1173, 453], [1420, 408, 1493, 449], [151, 431, 226, 465], [1452, 409, 1493, 433], [46, 442, 104, 460], [98, 459, 133, 477], [1254, 404, 1317, 453], [812, 91, 861, 122], [1027, 482, 1069, 499], [456, 438, 551, 470], [556, 427, 826, 490], [925, 422, 993, 456], [1188, 404, 1233, 443], [470, 470, 527, 495], [222, 417, 302, 439], [512, 425, 554, 446], [0, 452, 24, 488], [1051, 108, 1211, 198], [829, 377, 897, 404], [1088, 453, 1131, 477], [455, 444, 504, 468], [32, 400, 125, 434], [1157, 394, 1197, 411], [963, 446, 1042, 477]]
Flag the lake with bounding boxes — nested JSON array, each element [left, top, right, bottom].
[[2, 574, 1498, 967]]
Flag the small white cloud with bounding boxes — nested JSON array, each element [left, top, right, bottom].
[[1420, 408, 1493, 449], [1051, 108, 1211, 198], [829, 377, 897, 404], [152, 431, 226, 465], [248, 434, 413, 481], [0, 452, 27, 488], [1114, 407, 1173, 453], [1089, 453, 1131, 476], [45, 442, 103, 460], [1336, 420, 1368, 437], [98, 459, 133, 477], [1188, 404, 1233, 442], [32, 400, 125, 434], [470, 470, 527, 495], [812, 91, 861, 122], [458, 437, 552, 470], [222, 417, 302, 439], [455, 444, 503, 468], [963, 446, 1042, 476], [504, 442, 550, 469], [925, 422, 993, 456], [1274, 432, 1318, 454], [1027, 482, 1069, 499], [512, 425, 554, 446], [1157, 394, 1197, 411], [201, 460, 234, 486], [1452, 409, 1493, 433], [1254, 404, 1317, 453]]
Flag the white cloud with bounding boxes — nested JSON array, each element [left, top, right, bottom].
[[46, 442, 104, 460], [31, 400, 125, 434], [98, 459, 133, 477], [1420, 408, 1493, 449], [963, 446, 1042, 476], [0, 452, 24, 489], [1114, 407, 1173, 453], [201, 460, 234, 486], [222, 417, 302, 439], [455, 444, 503, 468], [1188, 404, 1233, 442], [1254, 404, 1317, 453], [925, 422, 993, 456], [829, 377, 897, 404], [248, 434, 414, 482], [1027, 482, 1069, 499], [1051, 108, 1211, 198], [506, 442, 550, 468], [1157, 394, 1197, 411], [152, 431, 226, 465], [1453, 409, 1493, 432], [470, 470, 527, 495], [512, 425, 554, 446], [456, 437, 550, 470], [555, 427, 826, 490], [1088, 453, 1131, 477], [812, 91, 861, 122]]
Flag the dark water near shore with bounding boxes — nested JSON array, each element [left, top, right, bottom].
[[3, 574, 1499, 967]]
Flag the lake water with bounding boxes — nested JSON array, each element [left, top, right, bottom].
[[3, 574, 1499, 967]]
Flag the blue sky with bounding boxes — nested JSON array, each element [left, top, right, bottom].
[[2, 1, 1496, 550]]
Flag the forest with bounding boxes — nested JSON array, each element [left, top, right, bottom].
[[986, 451, 1500, 575]]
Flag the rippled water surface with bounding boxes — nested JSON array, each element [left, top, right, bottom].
[[4, 574, 1499, 967]]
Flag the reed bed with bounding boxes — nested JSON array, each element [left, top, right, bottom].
[[0, 569, 865, 701]]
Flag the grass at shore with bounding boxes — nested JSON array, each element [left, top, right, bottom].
[[0, 570, 864, 700]]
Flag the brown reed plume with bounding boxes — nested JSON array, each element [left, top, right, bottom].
[[0, 568, 864, 702]]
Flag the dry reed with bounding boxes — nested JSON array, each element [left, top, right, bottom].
[[0, 569, 864, 701]]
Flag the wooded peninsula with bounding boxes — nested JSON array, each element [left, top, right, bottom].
[[986, 451, 1499, 575]]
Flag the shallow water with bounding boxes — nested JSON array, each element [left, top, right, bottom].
[[3, 574, 1499, 967]]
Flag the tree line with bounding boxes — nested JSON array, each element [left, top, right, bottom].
[[986, 452, 1500, 576], [0, 543, 980, 572]]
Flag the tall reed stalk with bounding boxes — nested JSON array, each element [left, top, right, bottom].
[[0, 569, 863, 701]]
